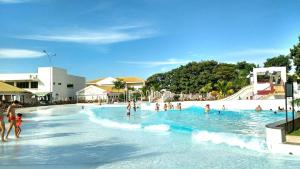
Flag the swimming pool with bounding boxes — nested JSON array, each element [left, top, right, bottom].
[[0, 105, 299, 169]]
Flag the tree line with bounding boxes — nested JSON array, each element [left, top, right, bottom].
[[144, 36, 300, 99]]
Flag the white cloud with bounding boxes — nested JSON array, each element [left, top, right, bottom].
[[225, 48, 289, 57], [121, 59, 191, 67], [17, 27, 157, 44], [0, 48, 45, 59]]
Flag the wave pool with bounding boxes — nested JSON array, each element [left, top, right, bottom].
[[0, 105, 300, 169]]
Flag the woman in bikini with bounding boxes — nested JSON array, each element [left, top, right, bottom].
[[0, 101, 6, 142], [5, 100, 19, 139]]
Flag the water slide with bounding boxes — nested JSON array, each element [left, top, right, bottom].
[[221, 85, 254, 101]]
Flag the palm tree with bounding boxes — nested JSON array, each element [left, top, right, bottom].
[[140, 86, 148, 101], [200, 83, 212, 97], [113, 79, 126, 101], [214, 80, 233, 98]]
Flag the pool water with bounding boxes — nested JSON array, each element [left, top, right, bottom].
[[89, 106, 289, 152], [0, 105, 299, 169]]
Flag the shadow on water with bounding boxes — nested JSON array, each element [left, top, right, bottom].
[[0, 139, 161, 169]]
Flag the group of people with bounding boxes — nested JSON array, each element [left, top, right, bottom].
[[126, 100, 137, 116], [155, 102, 182, 111], [0, 100, 23, 142]]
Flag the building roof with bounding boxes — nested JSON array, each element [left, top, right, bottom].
[[87, 76, 145, 84], [96, 85, 125, 93], [87, 78, 105, 84], [0, 82, 29, 93], [118, 77, 145, 83]]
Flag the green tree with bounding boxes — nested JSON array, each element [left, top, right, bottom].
[[264, 55, 291, 72], [113, 78, 126, 94], [291, 36, 300, 75], [200, 83, 212, 97], [214, 80, 233, 98]]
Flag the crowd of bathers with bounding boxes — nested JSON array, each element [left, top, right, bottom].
[[0, 100, 23, 142]]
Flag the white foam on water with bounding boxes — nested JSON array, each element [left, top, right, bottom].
[[192, 130, 267, 152], [143, 124, 170, 132], [85, 109, 170, 132], [86, 110, 141, 130]]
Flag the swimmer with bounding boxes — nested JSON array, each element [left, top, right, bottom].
[[205, 104, 210, 113]]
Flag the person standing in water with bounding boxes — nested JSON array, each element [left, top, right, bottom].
[[0, 101, 6, 142], [133, 100, 137, 112], [127, 101, 131, 116], [16, 113, 23, 137], [164, 103, 168, 111], [205, 104, 210, 113], [155, 103, 160, 112], [5, 100, 19, 139]]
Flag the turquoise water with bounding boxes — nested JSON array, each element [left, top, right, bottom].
[[89, 106, 290, 152], [0, 105, 299, 169]]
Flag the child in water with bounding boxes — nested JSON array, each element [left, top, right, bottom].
[[16, 113, 23, 137], [205, 104, 210, 113], [164, 103, 168, 111]]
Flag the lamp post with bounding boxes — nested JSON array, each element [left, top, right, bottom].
[[43, 50, 56, 103]]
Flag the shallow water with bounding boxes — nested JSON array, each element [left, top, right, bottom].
[[0, 105, 299, 169]]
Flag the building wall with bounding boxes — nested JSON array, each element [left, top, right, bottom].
[[51, 67, 85, 101], [127, 82, 144, 89], [77, 85, 108, 101], [253, 67, 287, 94], [0, 67, 86, 102]]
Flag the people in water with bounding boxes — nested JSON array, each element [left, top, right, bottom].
[[127, 101, 131, 116], [155, 103, 160, 112], [164, 103, 168, 111], [133, 101, 137, 112], [205, 104, 210, 113], [278, 106, 284, 111], [222, 105, 225, 110], [176, 103, 182, 111], [16, 113, 23, 137], [0, 101, 6, 142], [168, 102, 173, 109], [255, 105, 262, 112], [6, 100, 20, 139]]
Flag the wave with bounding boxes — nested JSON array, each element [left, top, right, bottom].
[[192, 130, 267, 152], [143, 124, 170, 132], [85, 109, 170, 132]]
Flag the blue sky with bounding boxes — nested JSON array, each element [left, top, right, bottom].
[[0, 0, 300, 80]]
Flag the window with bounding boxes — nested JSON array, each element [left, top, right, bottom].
[[67, 84, 74, 88], [31, 82, 38, 88], [16, 82, 29, 88], [58, 83, 62, 85]]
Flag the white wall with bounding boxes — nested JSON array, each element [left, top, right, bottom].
[[51, 67, 85, 101], [253, 67, 286, 94], [0, 67, 86, 102], [37, 67, 52, 92], [77, 85, 108, 100], [0, 73, 38, 81]]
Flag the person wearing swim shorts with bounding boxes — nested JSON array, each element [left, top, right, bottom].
[[5, 100, 19, 139]]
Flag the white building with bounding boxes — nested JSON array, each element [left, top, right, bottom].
[[78, 76, 145, 102], [0, 67, 85, 102], [252, 67, 286, 95]]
